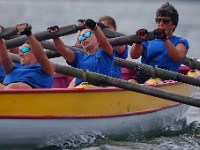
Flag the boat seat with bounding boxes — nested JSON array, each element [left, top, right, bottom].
[[52, 73, 73, 88]]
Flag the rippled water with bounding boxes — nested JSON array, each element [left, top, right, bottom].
[[1, 0, 200, 149]]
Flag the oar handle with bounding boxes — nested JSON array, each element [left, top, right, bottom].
[[101, 28, 125, 38], [108, 31, 155, 46], [0, 25, 31, 40]]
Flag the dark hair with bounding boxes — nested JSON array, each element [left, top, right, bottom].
[[156, 2, 179, 31], [98, 16, 117, 30]]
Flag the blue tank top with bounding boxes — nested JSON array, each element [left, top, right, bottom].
[[3, 64, 53, 88], [141, 36, 189, 72], [69, 48, 114, 86]]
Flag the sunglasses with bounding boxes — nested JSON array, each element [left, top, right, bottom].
[[20, 47, 31, 54], [155, 17, 171, 24], [77, 31, 92, 42]]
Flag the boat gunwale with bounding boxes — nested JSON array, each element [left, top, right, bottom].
[[0, 80, 182, 94]]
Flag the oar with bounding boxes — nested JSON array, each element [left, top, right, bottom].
[[40, 41, 86, 54], [101, 28, 125, 38], [108, 32, 155, 46], [5, 24, 85, 49], [5, 23, 155, 49], [183, 57, 200, 70], [40, 40, 200, 87], [0, 25, 31, 40], [114, 57, 200, 87], [8, 53, 200, 108]]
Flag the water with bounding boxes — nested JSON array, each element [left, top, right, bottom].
[[1, 0, 200, 149]]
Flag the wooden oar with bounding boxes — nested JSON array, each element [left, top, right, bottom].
[[183, 57, 200, 70], [4, 23, 155, 49], [5, 24, 85, 49], [114, 57, 200, 87], [4, 24, 128, 48], [101, 28, 125, 38], [0, 25, 31, 40], [40, 40, 200, 87], [9, 53, 200, 108], [108, 32, 155, 46]]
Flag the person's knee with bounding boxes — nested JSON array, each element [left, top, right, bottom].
[[128, 79, 138, 84], [4, 83, 33, 89]]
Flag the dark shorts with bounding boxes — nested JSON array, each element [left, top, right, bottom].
[[129, 72, 152, 84]]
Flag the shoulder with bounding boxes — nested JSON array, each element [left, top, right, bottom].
[[170, 36, 189, 48]]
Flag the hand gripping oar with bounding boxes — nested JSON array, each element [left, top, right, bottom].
[[108, 31, 155, 46], [5, 24, 85, 49], [0, 24, 31, 40], [9, 53, 200, 108]]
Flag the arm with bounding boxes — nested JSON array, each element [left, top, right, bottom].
[[75, 19, 85, 45], [47, 26, 75, 64], [130, 43, 144, 59], [9, 47, 19, 54], [130, 28, 147, 59], [53, 37, 75, 63], [27, 35, 55, 76], [163, 39, 187, 61], [85, 19, 113, 56], [93, 26, 113, 56], [0, 39, 14, 74], [154, 28, 187, 61]]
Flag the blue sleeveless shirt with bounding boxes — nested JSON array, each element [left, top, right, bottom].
[[69, 48, 114, 86], [141, 36, 189, 72], [3, 64, 53, 88]]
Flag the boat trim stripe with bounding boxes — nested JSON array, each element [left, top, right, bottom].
[[0, 103, 180, 119]]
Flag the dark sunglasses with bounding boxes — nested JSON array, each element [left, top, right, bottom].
[[20, 47, 31, 54], [77, 31, 92, 42], [155, 17, 171, 24]]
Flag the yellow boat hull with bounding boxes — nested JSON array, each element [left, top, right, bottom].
[[0, 82, 197, 117], [0, 81, 198, 147]]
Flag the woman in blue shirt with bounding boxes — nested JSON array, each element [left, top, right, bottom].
[[48, 19, 114, 87], [129, 2, 189, 84], [0, 24, 55, 89]]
